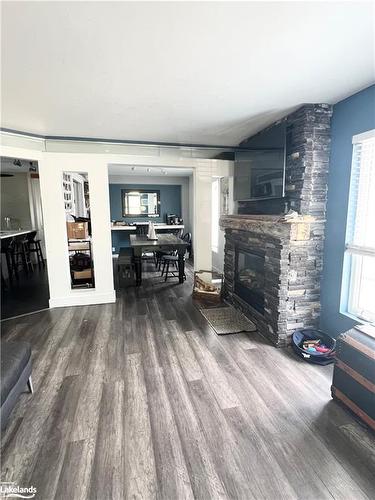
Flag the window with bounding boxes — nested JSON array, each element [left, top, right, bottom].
[[344, 130, 375, 323]]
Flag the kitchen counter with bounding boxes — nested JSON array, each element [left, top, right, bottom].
[[111, 224, 184, 231], [0, 229, 35, 239]]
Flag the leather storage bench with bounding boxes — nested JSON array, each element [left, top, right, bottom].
[[1, 341, 33, 430], [331, 327, 375, 431]]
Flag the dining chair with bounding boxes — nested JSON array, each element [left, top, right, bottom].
[[161, 253, 187, 282], [136, 224, 148, 235], [136, 223, 156, 265], [182, 232, 192, 258]]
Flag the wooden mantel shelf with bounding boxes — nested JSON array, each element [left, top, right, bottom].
[[219, 214, 322, 241], [220, 213, 317, 225]]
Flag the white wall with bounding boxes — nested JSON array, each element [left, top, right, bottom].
[[1, 133, 233, 309], [109, 174, 192, 235], [211, 169, 234, 273], [211, 178, 224, 272], [193, 163, 212, 271], [189, 174, 194, 242], [38, 154, 115, 308]]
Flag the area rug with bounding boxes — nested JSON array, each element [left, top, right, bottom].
[[200, 305, 256, 335]]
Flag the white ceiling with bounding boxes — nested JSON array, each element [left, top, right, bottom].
[[1, 2, 374, 146], [108, 165, 193, 177]]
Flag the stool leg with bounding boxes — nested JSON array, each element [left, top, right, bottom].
[[19, 243, 27, 273], [37, 241, 45, 266], [17, 244, 28, 274], [11, 250, 19, 279], [1, 269, 7, 289], [27, 244, 33, 272], [165, 261, 169, 282], [23, 242, 33, 272], [5, 251, 14, 283]]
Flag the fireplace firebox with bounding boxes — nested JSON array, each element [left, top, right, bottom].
[[234, 247, 265, 314]]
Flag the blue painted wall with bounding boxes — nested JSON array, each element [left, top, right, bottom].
[[109, 183, 181, 252], [320, 85, 375, 337]]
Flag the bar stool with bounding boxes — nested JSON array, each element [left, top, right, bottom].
[[1, 238, 17, 282], [26, 231, 45, 266], [13, 235, 33, 274]]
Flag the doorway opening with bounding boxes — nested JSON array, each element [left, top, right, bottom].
[[107, 164, 193, 290], [1, 156, 49, 320]]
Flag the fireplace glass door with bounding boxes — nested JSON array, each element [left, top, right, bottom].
[[235, 247, 265, 313]]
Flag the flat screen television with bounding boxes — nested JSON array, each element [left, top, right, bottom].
[[234, 122, 286, 201]]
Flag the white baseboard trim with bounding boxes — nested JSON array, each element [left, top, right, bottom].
[[49, 290, 116, 308]]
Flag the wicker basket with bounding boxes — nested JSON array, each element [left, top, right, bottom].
[[192, 270, 223, 306]]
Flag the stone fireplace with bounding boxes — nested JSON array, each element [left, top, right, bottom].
[[220, 104, 332, 347], [220, 214, 324, 347]]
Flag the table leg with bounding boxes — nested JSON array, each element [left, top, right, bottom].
[[178, 252, 185, 284], [134, 255, 142, 285]]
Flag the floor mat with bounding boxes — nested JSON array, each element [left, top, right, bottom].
[[200, 305, 256, 335]]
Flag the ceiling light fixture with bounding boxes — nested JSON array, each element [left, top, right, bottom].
[[131, 166, 136, 171], [147, 168, 151, 172], [13, 159, 22, 167]]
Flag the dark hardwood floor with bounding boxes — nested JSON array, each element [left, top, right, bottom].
[[1, 261, 374, 499], [1, 263, 49, 320]]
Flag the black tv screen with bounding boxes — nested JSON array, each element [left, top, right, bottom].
[[234, 122, 286, 201]]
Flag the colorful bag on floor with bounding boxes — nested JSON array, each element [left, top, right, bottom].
[[292, 328, 336, 365]]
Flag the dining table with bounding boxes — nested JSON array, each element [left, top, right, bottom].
[[129, 234, 188, 285]]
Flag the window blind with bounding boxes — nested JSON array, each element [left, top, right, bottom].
[[346, 133, 375, 255]]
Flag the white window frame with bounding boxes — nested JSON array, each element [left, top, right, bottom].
[[343, 129, 375, 324]]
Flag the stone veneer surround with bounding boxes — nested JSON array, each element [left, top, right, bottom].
[[220, 215, 323, 347], [222, 104, 332, 347]]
